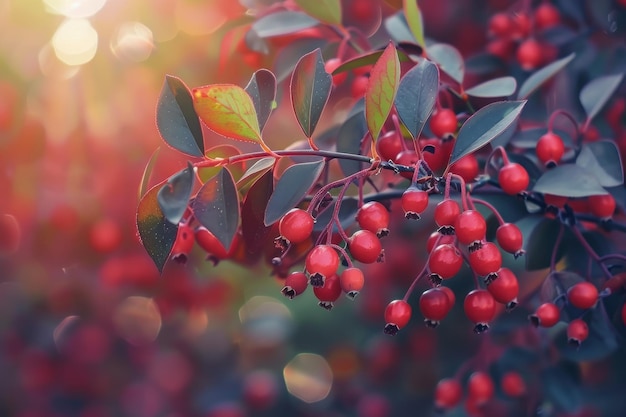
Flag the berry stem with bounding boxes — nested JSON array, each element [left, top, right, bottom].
[[570, 225, 613, 281], [448, 173, 469, 210], [547, 109, 580, 137], [330, 243, 354, 268], [471, 198, 506, 225], [402, 259, 431, 302], [550, 224, 564, 271]]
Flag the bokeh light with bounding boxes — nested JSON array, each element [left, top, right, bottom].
[[43, 0, 107, 18], [51, 18, 98, 66], [283, 353, 333, 403], [113, 296, 162, 345], [110, 21, 155, 63]]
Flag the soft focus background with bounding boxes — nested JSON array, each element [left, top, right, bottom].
[[1, 1, 626, 417]]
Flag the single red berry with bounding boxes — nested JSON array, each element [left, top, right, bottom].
[[487, 38, 516, 61], [195, 226, 230, 259], [455, 210, 487, 246], [281, 271, 309, 299], [395, 149, 420, 180], [420, 137, 450, 172], [498, 162, 529, 195], [543, 193, 568, 209], [536, 132, 565, 165], [488, 12, 513, 38], [429, 109, 458, 138], [534, 3, 561, 30], [511, 13, 531, 39], [468, 242, 502, 277], [171, 223, 195, 263], [434, 199, 461, 230], [464, 289, 496, 333], [305, 245, 340, 287], [449, 154, 480, 183], [434, 378, 463, 409], [356, 201, 390, 237], [278, 208, 314, 244], [467, 371, 495, 404], [567, 197, 590, 213], [426, 231, 456, 253], [496, 223, 524, 257], [428, 244, 464, 281], [384, 299, 412, 335], [348, 230, 383, 264], [420, 287, 453, 327], [313, 273, 342, 310], [487, 267, 519, 306], [529, 302, 560, 327], [587, 194, 616, 218], [567, 318, 589, 347], [567, 282, 598, 310], [500, 371, 526, 397], [340, 267, 365, 299], [516, 38, 544, 71], [325, 58, 347, 86], [351, 75, 369, 99], [0, 213, 21, 256], [376, 130, 405, 162], [89, 218, 122, 253], [402, 188, 430, 219], [440, 286, 456, 307]]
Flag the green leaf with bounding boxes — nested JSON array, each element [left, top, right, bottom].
[[402, 0, 425, 49], [365, 42, 401, 141], [138, 147, 160, 201], [331, 48, 412, 75], [580, 73, 624, 122], [156, 75, 204, 157], [157, 162, 195, 224], [193, 84, 261, 144], [251, 11, 318, 38], [237, 157, 276, 192], [517, 53, 575, 100], [198, 145, 243, 183], [384, 12, 415, 44], [465, 76, 517, 98], [576, 140, 624, 187], [532, 164, 608, 197], [191, 167, 240, 250], [244, 68, 277, 132], [336, 100, 367, 176], [295, 0, 341, 25], [449, 100, 526, 165], [291, 49, 332, 138], [427, 43, 464, 84], [394, 58, 439, 139], [137, 181, 179, 273], [264, 160, 325, 226]]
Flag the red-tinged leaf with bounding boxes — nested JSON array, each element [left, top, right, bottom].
[[517, 53, 575, 100], [241, 169, 274, 257], [291, 49, 332, 138], [192, 84, 262, 144], [138, 147, 160, 201], [157, 162, 195, 224], [157, 75, 204, 157], [427, 43, 464, 84], [198, 145, 244, 183], [264, 160, 325, 226], [137, 181, 179, 273], [365, 42, 401, 141], [191, 167, 240, 250], [244, 69, 277, 132], [237, 157, 276, 192], [251, 11, 318, 38], [403, 0, 425, 49], [295, 0, 341, 25]]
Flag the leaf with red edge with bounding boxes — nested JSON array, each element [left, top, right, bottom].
[[244, 68, 276, 132], [241, 169, 274, 257], [365, 42, 401, 141], [237, 157, 276, 192], [157, 162, 195, 224], [198, 145, 244, 183], [291, 49, 332, 138], [157, 75, 204, 157], [138, 147, 160, 201], [191, 167, 240, 251], [427, 43, 464, 85], [192, 84, 262, 144], [295, 0, 341, 25], [137, 181, 179, 273], [402, 0, 425, 49]]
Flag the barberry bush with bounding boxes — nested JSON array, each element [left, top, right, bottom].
[[138, 1, 626, 415]]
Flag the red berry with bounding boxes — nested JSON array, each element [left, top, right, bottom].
[[434, 378, 463, 409], [384, 299, 412, 335], [305, 245, 340, 287], [419, 287, 453, 326], [313, 273, 342, 310], [420, 138, 450, 172], [496, 223, 524, 256], [449, 154, 480, 183], [534, 3, 561, 30], [588, 194, 616, 218], [429, 109, 458, 138], [567, 282, 598, 310], [426, 231, 456, 253], [567, 318, 589, 346], [488, 12, 513, 38], [348, 230, 383, 264], [402, 188, 429, 219], [195, 227, 230, 259], [529, 302, 560, 327], [440, 286, 456, 307], [340, 267, 365, 299], [487, 267, 519, 306], [467, 371, 495, 404], [171, 224, 195, 263], [325, 58, 347, 86], [429, 244, 464, 281], [243, 370, 278, 410], [281, 271, 309, 299], [0, 213, 21, 256], [500, 371, 526, 397], [498, 162, 529, 195], [89, 218, 122, 253], [516, 38, 544, 71], [376, 130, 405, 162], [356, 201, 390, 237], [395, 149, 420, 180], [468, 242, 502, 277], [543, 193, 568, 208], [434, 199, 461, 229], [454, 210, 487, 246], [464, 290, 496, 332], [487, 38, 516, 61], [536, 132, 565, 165], [511, 13, 531, 39], [279, 208, 314, 244], [351, 75, 369, 99]]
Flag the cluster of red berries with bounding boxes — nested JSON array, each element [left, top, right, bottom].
[[170, 222, 236, 265]]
